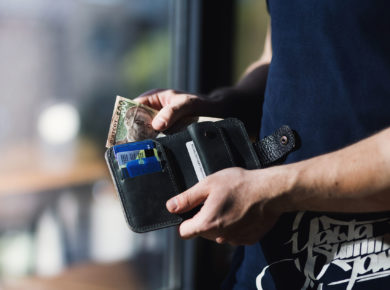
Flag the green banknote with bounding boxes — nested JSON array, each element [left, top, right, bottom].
[[106, 96, 158, 148]]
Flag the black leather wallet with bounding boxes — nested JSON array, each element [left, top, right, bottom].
[[105, 118, 296, 233]]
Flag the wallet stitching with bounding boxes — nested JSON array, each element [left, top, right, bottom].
[[138, 141, 182, 231], [215, 124, 235, 167], [235, 119, 262, 168], [137, 218, 182, 232], [155, 141, 180, 196], [107, 148, 137, 230], [107, 145, 181, 233]]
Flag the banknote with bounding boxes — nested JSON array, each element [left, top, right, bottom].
[[106, 96, 159, 148]]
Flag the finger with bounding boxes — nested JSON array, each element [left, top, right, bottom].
[[152, 100, 192, 131], [179, 211, 223, 241], [166, 182, 209, 214], [134, 88, 177, 107], [178, 214, 203, 239], [136, 90, 194, 131], [133, 95, 152, 106], [134, 91, 166, 110]]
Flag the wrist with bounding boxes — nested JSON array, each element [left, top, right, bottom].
[[190, 95, 219, 117], [250, 165, 300, 215], [202, 87, 239, 118]]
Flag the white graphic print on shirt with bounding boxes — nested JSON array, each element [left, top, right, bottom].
[[256, 212, 390, 290]]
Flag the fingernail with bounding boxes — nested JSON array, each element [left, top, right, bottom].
[[166, 198, 178, 212], [153, 117, 167, 130]]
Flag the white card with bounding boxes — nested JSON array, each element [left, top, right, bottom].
[[186, 141, 206, 181]]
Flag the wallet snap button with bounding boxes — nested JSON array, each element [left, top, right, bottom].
[[280, 135, 288, 145]]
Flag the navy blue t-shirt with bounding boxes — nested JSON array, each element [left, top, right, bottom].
[[223, 1, 390, 289]]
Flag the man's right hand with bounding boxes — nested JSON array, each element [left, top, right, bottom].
[[134, 89, 209, 131]]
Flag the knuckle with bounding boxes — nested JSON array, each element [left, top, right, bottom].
[[215, 217, 225, 231], [151, 93, 160, 102], [182, 94, 191, 102], [216, 237, 226, 244], [177, 192, 191, 210], [170, 104, 181, 113]]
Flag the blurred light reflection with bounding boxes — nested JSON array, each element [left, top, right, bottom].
[[37, 103, 80, 145]]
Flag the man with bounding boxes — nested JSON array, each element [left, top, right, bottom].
[[136, 1, 390, 289]]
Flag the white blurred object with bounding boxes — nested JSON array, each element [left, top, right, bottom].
[[89, 180, 137, 262], [37, 103, 80, 145], [0, 232, 33, 278], [56, 191, 81, 260], [35, 208, 65, 276]]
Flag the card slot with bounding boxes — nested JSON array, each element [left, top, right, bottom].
[[106, 140, 183, 233], [153, 140, 189, 192], [156, 134, 199, 190], [109, 139, 177, 180], [120, 170, 182, 232]]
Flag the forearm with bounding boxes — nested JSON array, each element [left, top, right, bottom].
[[198, 24, 272, 137], [200, 64, 269, 136], [277, 127, 390, 213]]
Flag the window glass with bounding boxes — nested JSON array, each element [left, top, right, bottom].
[[234, 0, 269, 80], [0, 0, 173, 288]]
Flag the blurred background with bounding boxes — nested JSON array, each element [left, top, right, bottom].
[[0, 0, 267, 289]]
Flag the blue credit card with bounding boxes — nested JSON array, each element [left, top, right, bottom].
[[113, 140, 155, 156], [126, 156, 162, 178], [116, 148, 159, 168]]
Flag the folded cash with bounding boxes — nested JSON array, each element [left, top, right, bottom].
[[106, 96, 159, 148]]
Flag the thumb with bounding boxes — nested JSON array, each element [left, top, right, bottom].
[[166, 182, 209, 214]]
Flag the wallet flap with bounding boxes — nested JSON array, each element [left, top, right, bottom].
[[187, 122, 235, 175], [253, 125, 296, 167]]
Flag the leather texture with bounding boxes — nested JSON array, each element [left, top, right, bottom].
[[187, 122, 235, 175], [253, 125, 296, 168], [105, 118, 297, 232]]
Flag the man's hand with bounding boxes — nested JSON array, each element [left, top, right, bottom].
[[165, 167, 285, 245], [164, 126, 390, 245], [135, 89, 209, 131]]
